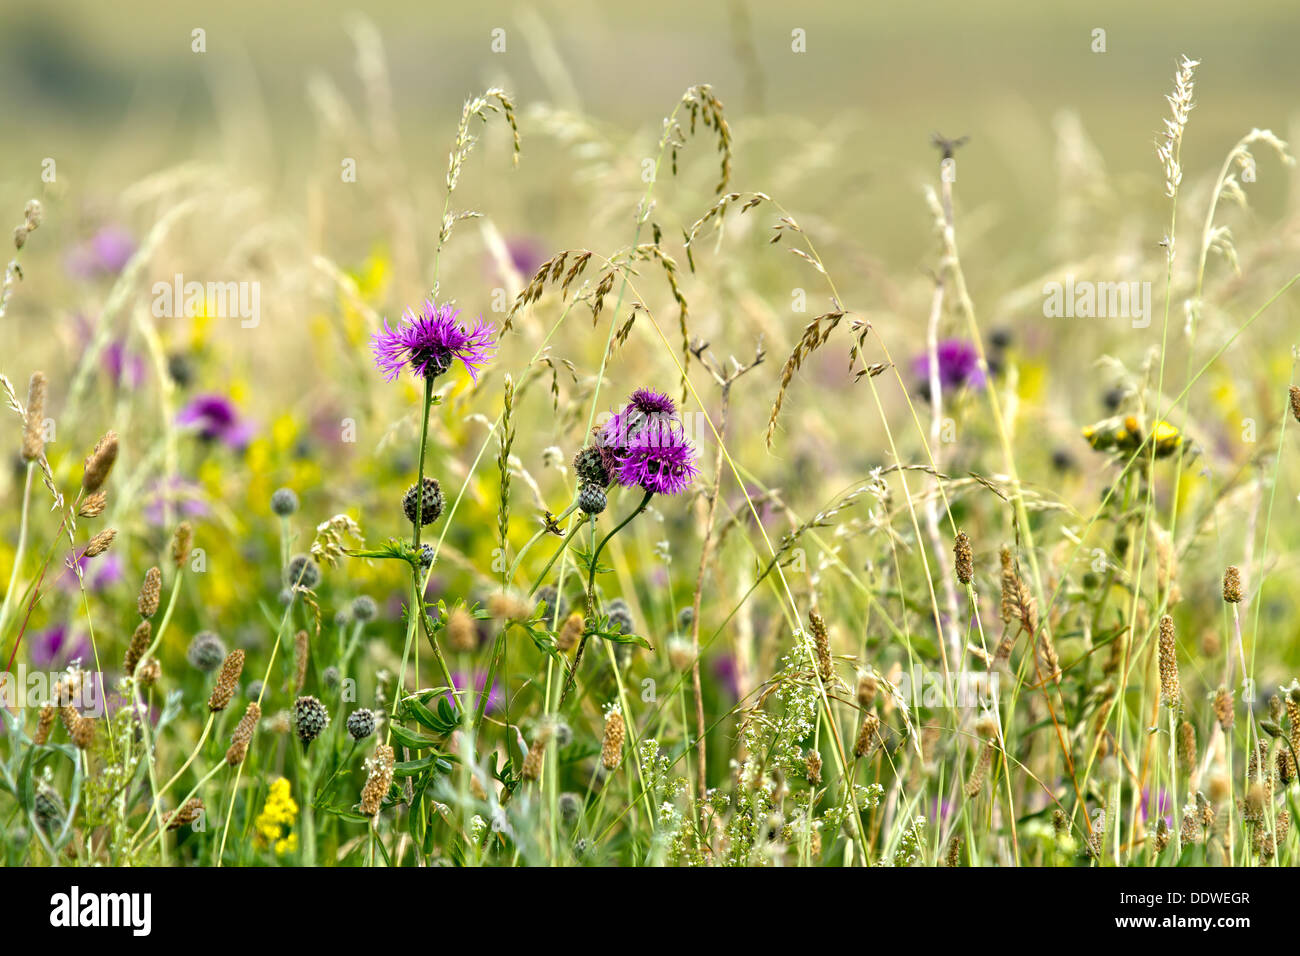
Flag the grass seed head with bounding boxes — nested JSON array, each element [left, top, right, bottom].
[[208, 649, 245, 712], [81, 430, 119, 493]]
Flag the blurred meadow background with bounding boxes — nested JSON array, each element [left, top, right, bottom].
[[1, 0, 1300, 866]]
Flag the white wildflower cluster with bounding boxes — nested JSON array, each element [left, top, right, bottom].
[[893, 815, 927, 867]]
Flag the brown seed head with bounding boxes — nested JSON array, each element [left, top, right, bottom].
[[225, 702, 261, 766], [293, 630, 309, 693], [521, 726, 551, 782], [171, 522, 192, 569], [953, 531, 973, 584], [77, 491, 108, 518], [447, 606, 477, 652], [856, 671, 879, 708], [138, 658, 161, 686], [558, 612, 583, 652], [853, 712, 880, 759], [21, 371, 46, 461], [1158, 615, 1181, 709], [34, 705, 56, 745], [124, 620, 151, 675], [361, 744, 396, 816], [61, 706, 94, 750], [1290, 385, 1300, 423], [165, 798, 205, 831], [208, 649, 245, 712], [1213, 686, 1235, 731], [805, 749, 822, 785], [137, 567, 162, 619], [808, 610, 833, 683], [601, 706, 625, 770], [1223, 566, 1243, 604], [1179, 720, 1197, 769], [82, 431, 119, 493], [83, 528, 117, 559]]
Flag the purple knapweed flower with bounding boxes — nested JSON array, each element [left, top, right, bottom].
[[912, 339, 986, 394], [445, 671, 502, 715], [503, 235, 547, 279], [371, 300, 496, 383], [103, 341, 147, 388], [65, 226, 136, 279], [598, 389, 698, 496], [144, 476, 210, 526], [176, 394, 256, 448], [29, 625, 91, 671], [61, 552, 125, 594]]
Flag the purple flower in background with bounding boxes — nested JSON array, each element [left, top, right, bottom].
[[176, 394, 256, 448], [504, 235, 547, 278], [29, 625, 91, 670], [66, 226, 136, 279], [103, 341, 147, 388], [912, 339, 986, 394], [144, 476, 210, 526], [61, 552, 125, 593], [371, 300, 496, 383], [445, 671, 501, 714], [712, 654, 739, 701], [599, 389, 698, 496]]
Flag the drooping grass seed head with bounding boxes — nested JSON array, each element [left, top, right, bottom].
[[347, 708, 376, 740], [270, 487, 299, 517], [187, 631, 227, 672], [82, 430, 119, 493]]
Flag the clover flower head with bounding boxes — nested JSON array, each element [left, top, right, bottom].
[[371, 299, 496, 383]]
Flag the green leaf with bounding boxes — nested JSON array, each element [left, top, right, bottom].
[[389, 723, 441, 750]]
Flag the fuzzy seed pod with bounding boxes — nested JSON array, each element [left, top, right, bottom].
[[293, 630, 309, 693], [1213, 686, 1235, 731], [446, 606, 477, 652], [402, 476, 444, 527], [805, 749, 822, 785], [1178, 720, 1197, 770], [1222, 566, 1243, 604], [521, 727, 551, 781], [856, 671, 879, 708], [124, 620, 151, 675], [81, 431, 119, 493], [1158, 615, 1180, 709], [34, 704, 56, 745], [601, 706, 625, 770], [165, 798, 205, 831], [945, 834, 961, 867], [225, 702, 261, 766], [558, 612, 583, 652], [77, 491, 108, 518], [208, 650, 245, 712], [21, 371, 46, 461], [953, 530, 973, 585], [1208, 772, 1230, 805], [965, 740, 995, 797], [666, 636, 693, 671], [488, 589, 532, 623], [187, 631, 227, 672], [808, 610, 833, 683], [137, 567, 162, 619], [578, 483, 607, 515], [853, 713, 880, 759], [360, 744, 395, 816], [171, 522, 192, 569], [293, 695, 329, 745], [1290, 385, 1300, 423], [61, 706, 94, 750], [83, 528, 117, 558], [347, 708, 376, 740], [138, 658, 161, 686]]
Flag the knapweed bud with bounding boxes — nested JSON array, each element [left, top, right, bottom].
[[347, 708, 376, 740], [187, 631, 226, 672], [82, 431, 119, 493], [573, 445, 610, 488], [270, 487, 299, 517], [402, 476, 444, 527], [293, 695, 329, 745], [578, 483, 606, 515], [286, 554, 321, 589], [351, 594, 377, 622]]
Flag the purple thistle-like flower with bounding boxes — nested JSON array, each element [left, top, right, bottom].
[[912, 338, 986, 394], [599, 390, 699, 497], [176, 394, 257, 448], [29, 625, 91, 671], [371, 300, 496, 383], [65, 226, 136, 279]]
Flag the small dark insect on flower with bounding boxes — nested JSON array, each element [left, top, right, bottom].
[[402, 476, 444, 527]]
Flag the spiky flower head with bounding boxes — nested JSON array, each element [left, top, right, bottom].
[[187, 631, 227, 672], [402, 476, 444, 527], [293, 695, 329, 745], [351, 595, 378, 621], [286, 554, 321, 589], [371, 300, 496, 383], [270, 487, 299, 517], [597, 389, 699, 497], [606, 598, 634, 637], [347, 708, 376, 741], [578, 483, 607, 515], [572, 446, 610, 488]]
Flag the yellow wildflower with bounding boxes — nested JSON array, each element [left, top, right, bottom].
[[254, 777, 299, 855]]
